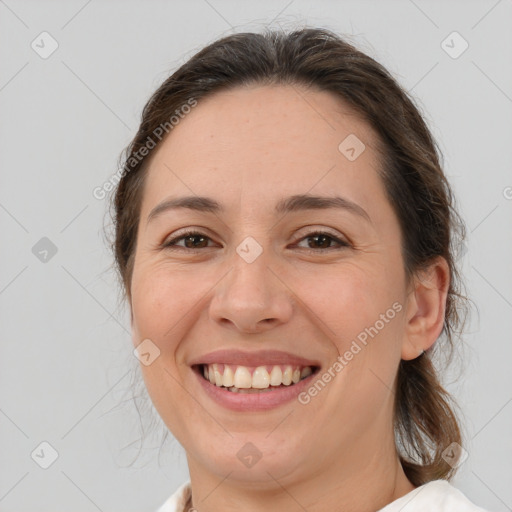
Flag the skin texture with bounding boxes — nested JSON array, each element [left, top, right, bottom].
[[129, 84, 449, 512]]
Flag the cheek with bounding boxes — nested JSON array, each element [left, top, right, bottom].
[[130, 263, 200, 440], [299, 262, 403, 350], [130, 262, 197, 350]]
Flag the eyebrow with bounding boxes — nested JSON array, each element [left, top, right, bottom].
[[146, 194, 371, 224]]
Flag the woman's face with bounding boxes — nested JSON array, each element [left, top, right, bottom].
[[130, 85, 413, 484]]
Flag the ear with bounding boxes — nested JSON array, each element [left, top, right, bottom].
[[130, 304, 136, 338], [129, 298, 136, 343], [401, 256, 450, 361]]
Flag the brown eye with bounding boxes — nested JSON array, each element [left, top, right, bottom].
[[295, 232, 349, 252], [163, 231, 213, 250]]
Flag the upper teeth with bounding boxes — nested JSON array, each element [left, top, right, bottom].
[[203, 364, 313, 389]]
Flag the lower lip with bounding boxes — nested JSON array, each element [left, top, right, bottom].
[[193, 367, 317, 412]]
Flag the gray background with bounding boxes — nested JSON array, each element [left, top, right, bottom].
[[1, 0, 511, 511]]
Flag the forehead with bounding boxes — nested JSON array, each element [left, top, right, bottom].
[[141, 84, 385, 217]]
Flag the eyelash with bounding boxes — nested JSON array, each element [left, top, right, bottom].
[[161, 229, 350, 253]]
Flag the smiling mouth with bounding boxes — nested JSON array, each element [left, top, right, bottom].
[[193, 363, 319, 393]]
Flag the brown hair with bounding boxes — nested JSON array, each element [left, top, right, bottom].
[[109, 27, 468, 486]]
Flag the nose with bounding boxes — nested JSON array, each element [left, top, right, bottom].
[[208, 245, 294, 333]]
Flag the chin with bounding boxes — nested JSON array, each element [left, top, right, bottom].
[[187, 431, 308, 484]]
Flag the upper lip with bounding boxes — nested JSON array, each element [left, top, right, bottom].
[[189, 349, 321, 368]]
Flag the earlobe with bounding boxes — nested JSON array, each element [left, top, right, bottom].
[[401, 257, 450, 361]]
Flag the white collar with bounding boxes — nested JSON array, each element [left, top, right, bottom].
[[155, 479, 489, 512]]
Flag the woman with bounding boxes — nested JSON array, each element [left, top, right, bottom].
[[110, 27, 490, 511]]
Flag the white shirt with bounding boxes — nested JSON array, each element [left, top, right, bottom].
[[155, 479, 491, 511]]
